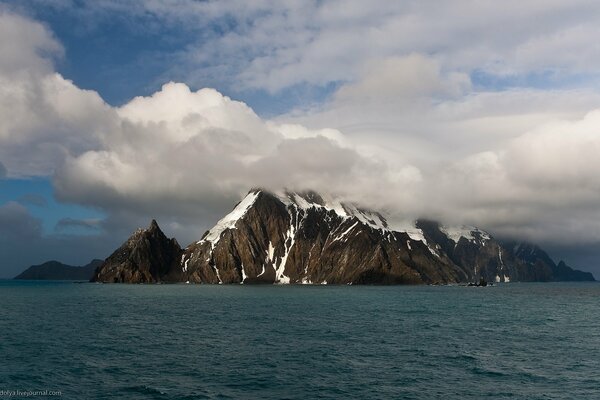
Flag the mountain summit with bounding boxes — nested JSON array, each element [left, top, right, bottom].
[[92, 190, 594, 284], [92, 219, 183, 283]]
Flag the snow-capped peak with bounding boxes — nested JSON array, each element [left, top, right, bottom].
[[199, 189, 491, 254], [272, 189, 429, 242], [273, 190, 389, 228], [198, 190, 260, 247]]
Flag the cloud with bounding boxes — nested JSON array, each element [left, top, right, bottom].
[[0, 202, 42, 240], [334, 54, 471, 103], [505, 111, 600, 190], [0, 161, 6, 179], [432, 110, 600, 243], [171, 1, 600, 92], [15, 1, 600, 95], [53, 82, 414, 235], [0, 11, 114, 177], [280, 53, 600, 246], [0, 10, 63, 76], [3, 7, 600, 273], [0, 71, 114, 177], [55, 217, 101, 232]]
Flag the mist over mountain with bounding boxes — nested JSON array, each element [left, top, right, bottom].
[[92, 190, 593, 284]]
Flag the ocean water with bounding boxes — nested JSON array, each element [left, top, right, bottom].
[[1, 281, 599, 399]]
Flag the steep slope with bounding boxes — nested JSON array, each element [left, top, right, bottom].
[[182, 190, 465, 284], [506, 242, 595, 282], [95, 189, 594, 284], [14, 259, 103, 280], [414, 221, 594, 283], [92, 220, 183, 283]]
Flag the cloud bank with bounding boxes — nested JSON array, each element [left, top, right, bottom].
[[2, 5, 600, 274]]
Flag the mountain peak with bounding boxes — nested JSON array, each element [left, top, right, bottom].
[[94, 188, 595, 284], [149, 219, 160, 231], [92, 219, 183, 283]]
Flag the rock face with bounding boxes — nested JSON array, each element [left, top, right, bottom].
[[14, 259, 103, 280], [182, 190, 454, 284], [92, 190, 595, 284], [505, 242, 595, 282], [414, 221, 593, 283], [92, 220, 183, 283]]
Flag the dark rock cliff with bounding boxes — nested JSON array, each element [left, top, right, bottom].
[[182, 190, 461, 284], [92, 190, 595, 284], [91, 220, 183, 283]]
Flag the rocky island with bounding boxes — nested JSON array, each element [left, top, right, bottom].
[[92, 190, 594, 284], [15, 259, 103, 280]]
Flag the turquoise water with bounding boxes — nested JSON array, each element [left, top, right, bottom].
[[1, 281, 599, 399]]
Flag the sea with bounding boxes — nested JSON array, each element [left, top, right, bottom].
[[1, 281, 599, 400]]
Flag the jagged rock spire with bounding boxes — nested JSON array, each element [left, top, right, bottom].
[[92, 220, 183, 283]]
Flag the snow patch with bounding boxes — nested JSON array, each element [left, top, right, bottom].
[[441, 225, 491, 245], [428, 244, 441, 258], [198, 191, 259, 247], [332, 221, 358, 243], [342, 203, 387, 230], [387, 220, 427, 242], [214, 265, 223, 284], [240, 263, 247, 284], [322, 194, 348, 217], [274, 192, 433, 251], [290, 193, 313, 210], [267, 241, 275, 262], [275, 211, 297, 284], [441, 225, 475, 243], [387, 219, 440, 257], [180, 254, 187, 272], [257, 263, 266, 277]]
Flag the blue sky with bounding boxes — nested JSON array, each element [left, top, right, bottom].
[[0, 178, 104, 234], [2, 1, 600, 277], [23, 1, 338, 114]]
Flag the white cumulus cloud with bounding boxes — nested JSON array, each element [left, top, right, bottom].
[[3, 8, 600, 260]]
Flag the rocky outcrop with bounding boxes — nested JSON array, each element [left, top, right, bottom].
[[182, 190, 462, 284], [92, 220, 183, 283], [93, 190, 595, 284], [14, 259, 103, 280], [505, 242, 595, 282]]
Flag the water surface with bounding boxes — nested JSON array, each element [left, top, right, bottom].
[[1, 281, 599, 399]]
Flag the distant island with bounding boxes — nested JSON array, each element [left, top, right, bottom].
[[91, 189, 595, 284], [14, 259, 103, 281]]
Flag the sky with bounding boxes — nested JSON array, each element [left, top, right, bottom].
[[2, 0, 600, 278]]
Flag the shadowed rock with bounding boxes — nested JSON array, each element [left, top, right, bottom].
[[92, 220, 183, 283], [93, 190, 595, 284], [15, 259, 103, 280]]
